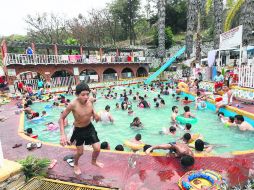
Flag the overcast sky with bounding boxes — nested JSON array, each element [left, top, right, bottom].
[[1, 0, 147, 36]]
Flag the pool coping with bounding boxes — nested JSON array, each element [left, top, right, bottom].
[[183, 90, 254, 155], [19, 90, 254, 158]]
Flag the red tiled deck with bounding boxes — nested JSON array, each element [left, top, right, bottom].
[[1, 101, 254, 189], [231, 99, 254, 114]]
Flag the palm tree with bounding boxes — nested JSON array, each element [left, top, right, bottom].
[[186, 0, 197, 58], [213, 0, 224, 49], [195, 0, 202, 64], [157, 0, 166, 60], [240, 0, 254, 45]]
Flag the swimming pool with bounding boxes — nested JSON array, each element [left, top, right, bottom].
[[24, 85, 254, 154]]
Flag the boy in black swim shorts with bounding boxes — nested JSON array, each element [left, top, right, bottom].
[[59, 83, 103, 175]]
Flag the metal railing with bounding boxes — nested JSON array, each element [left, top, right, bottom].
[[121, 72, 134, 79], [14, 76, 77, 91], [4, 53, 150, 65], [103, 73, 118, 81], [50, 76, 77, 88], [14, 79, 40, 91], [238, 65, 254, 88]]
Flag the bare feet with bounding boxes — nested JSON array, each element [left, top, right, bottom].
[[74, 165, 82, 175], [92, 160, 104, 168]]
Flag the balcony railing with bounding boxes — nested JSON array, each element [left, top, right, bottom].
[[238, 65, 254, 88], [4, 53, 150, 65]]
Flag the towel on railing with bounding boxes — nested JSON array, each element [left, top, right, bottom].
[[61, 55, 69, 61], [69, 55, 77, 63]]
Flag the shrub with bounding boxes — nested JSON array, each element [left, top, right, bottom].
[[18, 156, 50, 181]]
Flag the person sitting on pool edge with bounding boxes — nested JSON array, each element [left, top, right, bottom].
[[215, 85, 233, 113], [145, 142, 194, 167], [183, 106, 195, 118], [59, 82, 103, 176]]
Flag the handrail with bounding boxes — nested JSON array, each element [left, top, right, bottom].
[[4, 53, 150, 65]]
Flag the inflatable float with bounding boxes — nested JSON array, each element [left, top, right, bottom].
[[178, 82, 189, 92], [124, 140, 145, 151], [178, 170, 227, 190], [197, 101, 207, 110], [176, 116, 197, 124]]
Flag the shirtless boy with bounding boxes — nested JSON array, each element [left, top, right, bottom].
[[146, 142, 194, 167], [171, 106, 178, 126], [234, 115, 254, 131], [59, 83, 103, 175], [183, 106, 195, 118]]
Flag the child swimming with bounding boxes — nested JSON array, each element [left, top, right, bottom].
[[130, 117, 144, 129], [183, 106, 195, 118]]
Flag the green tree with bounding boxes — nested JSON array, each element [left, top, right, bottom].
[[165, 0, 187, 34], [1, 35, 29, 53], [19, 156, 50, 181], [63, 37, 79, 55], [109, 0, 141, 45], [240, 0, 254, 45], [154, 26, 174, 49]]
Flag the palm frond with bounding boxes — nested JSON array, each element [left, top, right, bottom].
[[205, 0, 213, 14], [224, 0, 245, 31]]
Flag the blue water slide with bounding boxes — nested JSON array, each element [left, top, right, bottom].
[[144, 46, 186, 84]]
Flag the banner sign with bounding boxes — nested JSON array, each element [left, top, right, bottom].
[[219, 25, 243, 49]]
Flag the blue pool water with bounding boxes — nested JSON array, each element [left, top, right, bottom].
[[24, 85, 254, 154]]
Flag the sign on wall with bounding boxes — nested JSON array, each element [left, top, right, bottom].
[[7, 69, 16, 76], [73, 67, 79, 75], [219, 25, 243, 49]]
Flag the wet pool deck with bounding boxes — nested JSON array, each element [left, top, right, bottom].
[[1, 100, 254, 189], [231, 99, 254, 115]]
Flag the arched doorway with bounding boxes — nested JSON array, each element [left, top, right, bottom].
[[103, 68, 117, 81], [80, 69, 99, 83], [121, 68, 134, 79], [137, 67, 148, 77], [51, 70, 75, 88], [15, 71, 45, 91]]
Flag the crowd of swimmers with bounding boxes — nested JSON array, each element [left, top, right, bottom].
[[94, 80, 254, 169], [11, 79, 254, 173]]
